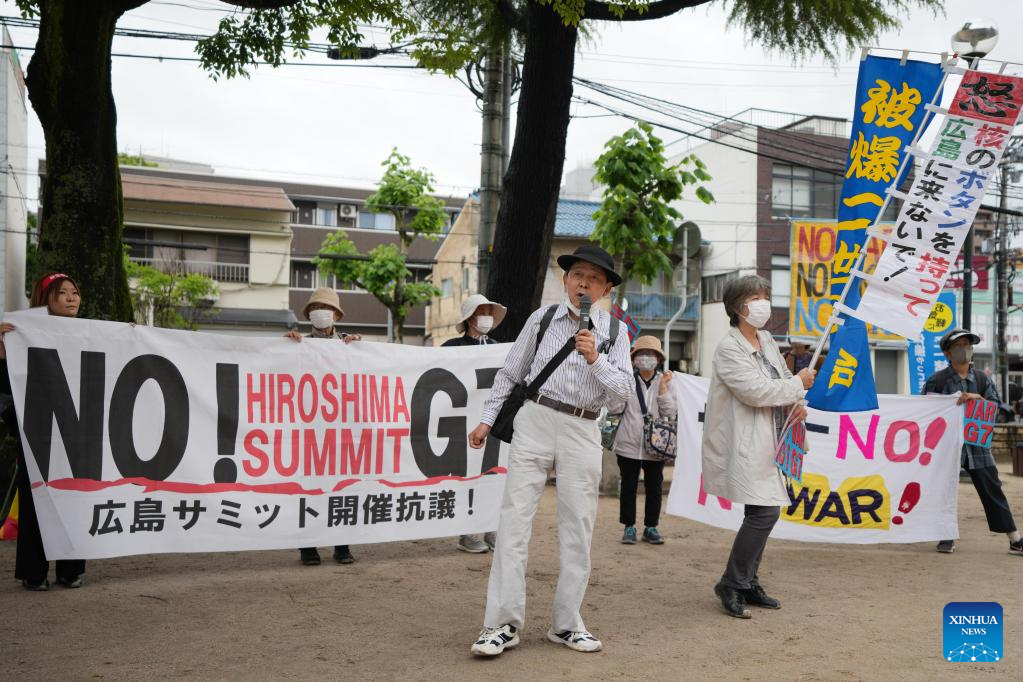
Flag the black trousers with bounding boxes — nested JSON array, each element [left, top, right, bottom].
[[617, 455, 664, 528], [15, 446, 85, 583], [721, 504, 780, 590], [965, 465, 1016, 534]]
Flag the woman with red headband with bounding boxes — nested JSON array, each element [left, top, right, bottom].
[[1, 272, 85, 590]]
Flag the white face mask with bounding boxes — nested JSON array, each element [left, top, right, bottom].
[[308, 309, 335, 330], [634, 356, 659, 372], [564, 296, 581, 316], [473, 315, 494, 334], [741, 299, 772, 329]]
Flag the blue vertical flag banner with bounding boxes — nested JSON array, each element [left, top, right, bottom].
[[907, 291, 957, 394], [807, 55, 944, 411]]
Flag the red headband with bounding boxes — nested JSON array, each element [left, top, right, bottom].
[[39, 272, 72, 291]]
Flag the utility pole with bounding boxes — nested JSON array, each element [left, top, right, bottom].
[[475, 43, 507, 295], [996, 137, 1023, 402]]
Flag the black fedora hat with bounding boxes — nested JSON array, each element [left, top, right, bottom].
[[556, 244, 623, 286]]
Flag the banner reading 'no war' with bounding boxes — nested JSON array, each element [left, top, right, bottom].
[[667, 374, 963, 544], [3, 312, 511, 560]]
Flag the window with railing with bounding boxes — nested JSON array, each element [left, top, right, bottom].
[[124, 228, 250, 283]]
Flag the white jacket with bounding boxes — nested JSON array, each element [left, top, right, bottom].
[[609, 371, 677, 461], [701, 327, 804, 506]]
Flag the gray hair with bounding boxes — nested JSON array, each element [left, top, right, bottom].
[[723, 274, 772, 327]]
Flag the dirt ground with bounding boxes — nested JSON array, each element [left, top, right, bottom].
[[1, 465, 1021, 681]]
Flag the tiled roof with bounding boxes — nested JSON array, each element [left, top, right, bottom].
[[554, 198, 600, 238], [122, 174, 296, 212]]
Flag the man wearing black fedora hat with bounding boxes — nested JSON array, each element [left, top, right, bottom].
[[924, 327, 1022, 556], [467, 244, 632, 657]]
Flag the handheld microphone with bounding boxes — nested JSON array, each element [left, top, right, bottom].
[[577, 294, 592, 354]]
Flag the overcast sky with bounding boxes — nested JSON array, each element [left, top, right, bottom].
[[6, 0, 1023, 205]]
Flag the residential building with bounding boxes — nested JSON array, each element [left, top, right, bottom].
[[429, 196, 700, 369], [114, 164, 463, 341], [0, 27, 27, 315], [668, 108, 1001, 393], [121, 170, 296, 335]]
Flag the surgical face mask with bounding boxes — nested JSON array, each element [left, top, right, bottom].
[[950, 344, 974, 365], [564, 295, 581, 316], [474, 315, 494, 334], [741, 299, 772, 328], [634, 355, 659, 372], [308, 309, 335, 330]]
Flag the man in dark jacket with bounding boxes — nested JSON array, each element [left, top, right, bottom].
[[443, 294, 507, 553], [924, 328, 1022, 556]]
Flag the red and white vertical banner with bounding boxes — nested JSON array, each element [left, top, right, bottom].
[[852, 69, 1023, 338], [2, 312, 511, 559]]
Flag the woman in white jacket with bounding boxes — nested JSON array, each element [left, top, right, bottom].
[[702, 275, 815, 619], [610, 335, 676, 546]]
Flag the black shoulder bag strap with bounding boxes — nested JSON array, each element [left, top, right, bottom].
[[524, 337, 576, 399], [534, 305, 558, 352], [634, 372, 649, 416]]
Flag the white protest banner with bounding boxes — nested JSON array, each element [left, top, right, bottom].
[[3, 311, 511, 559], [667, 374, 962, 544], [851, 69, 1023, 338]]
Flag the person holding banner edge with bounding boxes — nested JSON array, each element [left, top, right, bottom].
[[702, 275, 816, 619], [0, 273, 87, 590], [442, 293, 507, 554], [284, 288, 361, 566], [466, 245, 631, 657], [923, 328, 1023, 556]]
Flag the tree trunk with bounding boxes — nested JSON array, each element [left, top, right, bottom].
[[485, 2, 578, 341], [27, 1, 138, 321]]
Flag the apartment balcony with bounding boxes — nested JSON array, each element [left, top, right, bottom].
[[130, 257, 249, 284], [621, 292, 699, 322]]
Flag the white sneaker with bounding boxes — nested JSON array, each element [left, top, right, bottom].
[[546, 628, 603, 652], [471, 624, 519, 656]]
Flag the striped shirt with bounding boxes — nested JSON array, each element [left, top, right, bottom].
[[481, 303, 633, 425]]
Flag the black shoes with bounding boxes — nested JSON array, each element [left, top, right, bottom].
[[56, 575, 84, 589], [714, 582, 751, 619], [300, 548, 321, 565], [743, 582, 781, 609], [21, 579, 49, 591], [332, 546, 355, 564]]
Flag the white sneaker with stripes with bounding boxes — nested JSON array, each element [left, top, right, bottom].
[[546, 628, 603, 652], [470, 624, 519, 657]]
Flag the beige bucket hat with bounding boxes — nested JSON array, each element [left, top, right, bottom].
[[630, 335, 665, 363], [302, 287, 345, 321], [456, 293, 507, 333]]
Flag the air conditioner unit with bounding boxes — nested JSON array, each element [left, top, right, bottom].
[[339, 204, 357, 218]]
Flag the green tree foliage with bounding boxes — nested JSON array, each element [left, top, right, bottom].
[[124, 253, 220, 330], [117, 152, 157, 167], [590, 122, 711, 304], [315, 150, 446, 343]]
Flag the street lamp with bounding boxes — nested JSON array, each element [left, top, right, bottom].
[[950, 18, 998, 336], [951, 19, 998, 61]]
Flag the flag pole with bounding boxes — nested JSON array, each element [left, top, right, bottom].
[[805, 53, 958, 374]]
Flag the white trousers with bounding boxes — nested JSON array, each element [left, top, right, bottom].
[[483, 401, 602, 632]]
